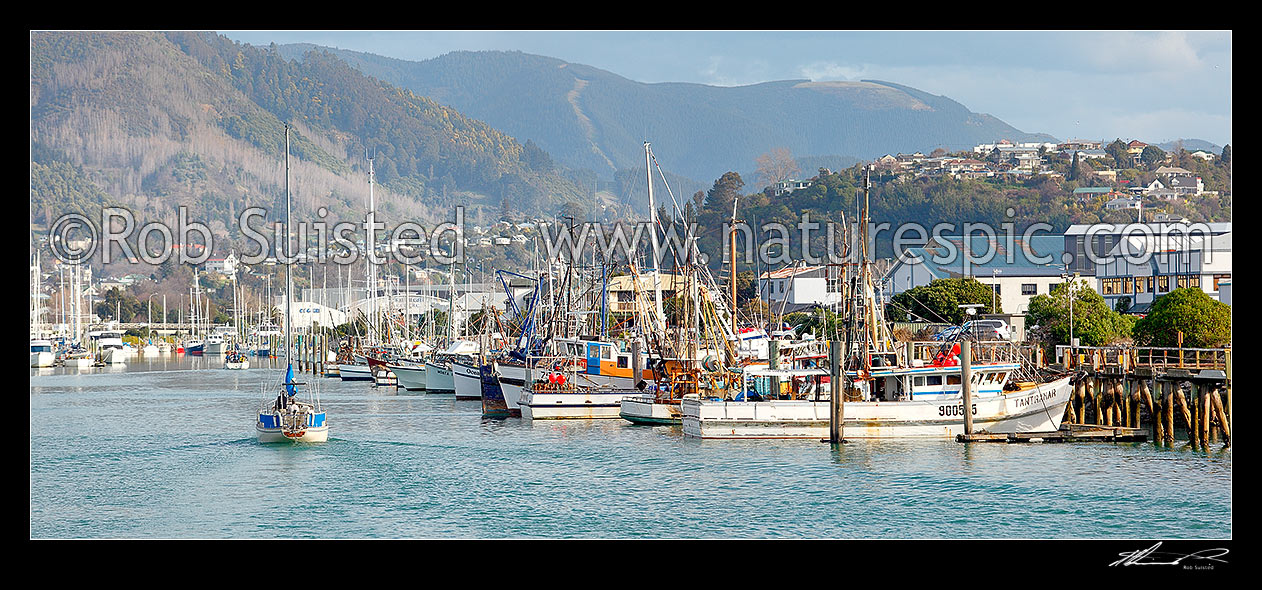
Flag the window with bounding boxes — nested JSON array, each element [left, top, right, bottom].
[[925, 375, 942, 386], [1157, 276, 1170, 292], [946, 375, 962, 385], [914, 376, 925, 387], [1135, 277, 1149, 293], [1189, 275, 1200, 288], [617, 356, 628, 369], [601, 346, 613, 360], [1176, 275, 1189, 289], [1213, 274, 1230, 290], [1022, 284, 1037, 295], [991, 284, 1001, 296], [1123, 278, 1133, 294]]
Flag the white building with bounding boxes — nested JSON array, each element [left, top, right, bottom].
[[205, 252, 238, 276], [759, 265, 844, 311]]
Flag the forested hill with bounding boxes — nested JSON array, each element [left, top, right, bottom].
[[277, 45, 1056, 184], [30, 31, 587, 236]]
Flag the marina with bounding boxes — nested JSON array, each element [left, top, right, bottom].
[[28, 30, 1231, 550]]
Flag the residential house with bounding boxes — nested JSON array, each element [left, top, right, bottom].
[[772, 179, 813, 196], [1167, 175, 1204, 196], [1058, 139, 1102, 152], [204, 252, 238, 276], [1154, 166, 1194, 179], [605, 273, 684, 314], [758, 265, 845, 312]]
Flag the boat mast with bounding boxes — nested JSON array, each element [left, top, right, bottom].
[[284, 123, 293, 376], [644, 142, 665, 333], [366, 155, 377, 346]]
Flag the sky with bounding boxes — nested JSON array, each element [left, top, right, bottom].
[[221, 30, 1232, 148]]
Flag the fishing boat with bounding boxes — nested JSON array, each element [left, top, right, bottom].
[[184, 339, 205, 355], [372, 365, 398, 387], [519, 380, 632, 420], [339, 362, 373, 381], [452, 357, 483, 400], [681, 362, 1072, 439], [681, 167, 1073, 439], [256, 123, 328, 443], [424, 358, 455, 393], [205, 332, 227, 355], [388, 361, 426, 390]]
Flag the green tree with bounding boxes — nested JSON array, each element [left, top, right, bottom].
[[1105, 139, 1129, 168], [887, 278, 1000, 325], [1026, 280, 1132, 346], [1132, 288, 1231, 347], [1141, 145, 1166, 168]]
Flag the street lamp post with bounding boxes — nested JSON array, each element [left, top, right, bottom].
[[991, 268, 1001, 312]]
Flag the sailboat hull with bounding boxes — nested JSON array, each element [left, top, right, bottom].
[[681, 376, 1074, 439], [31, 352, 55, 368], [256, 424, 330, 443]]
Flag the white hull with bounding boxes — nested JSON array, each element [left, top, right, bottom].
[[495, 363, 527, 413], [619, 395, 682, 425], [391, 364, 428, 390], [64, 356, 95, 368], [452, 360, 482, 399], [142, 345, 160, 357], [205, 341, 226, 355], [225, 361, 250, 370], [256, 425, 329, 443], [425, 361, 455, 393], [519, 388, 627, 419], [102, 348, 127, 364], [682, 376, 1073, 439], [339, 364, 373, 381], [31, 352, 55, 368], [374, 369, 398, 387]]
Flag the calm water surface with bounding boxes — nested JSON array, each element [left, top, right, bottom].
[[30, 356, 1232, 539]]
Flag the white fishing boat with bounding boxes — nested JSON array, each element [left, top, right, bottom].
[[256, 123, 328, 443], [372, 366, 398, 387], [389, 362, 427, 391], [424, 358, 455, 393], [338, 362, 373, 381], [31, 339, 55, 368], [205, 332, 227, 355], [519, 381, 631, 420], [452, 357, 482, 399], [619, 390, 682, 425], [681, 365, 1073, 439]]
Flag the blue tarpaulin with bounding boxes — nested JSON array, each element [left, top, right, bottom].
[[285, 364, 296, 396]]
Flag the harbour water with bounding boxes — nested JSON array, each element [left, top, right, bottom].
[[30, 358, 1231, 539]]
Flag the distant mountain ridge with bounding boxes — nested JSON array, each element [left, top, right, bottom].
[[30, 32, 588, 237], [276, 45, 1057, 186]]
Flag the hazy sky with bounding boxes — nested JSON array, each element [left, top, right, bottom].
[[221, 30, 1232, 148]]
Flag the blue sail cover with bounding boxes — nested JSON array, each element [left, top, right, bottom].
[[285, 363, 297, 397]]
